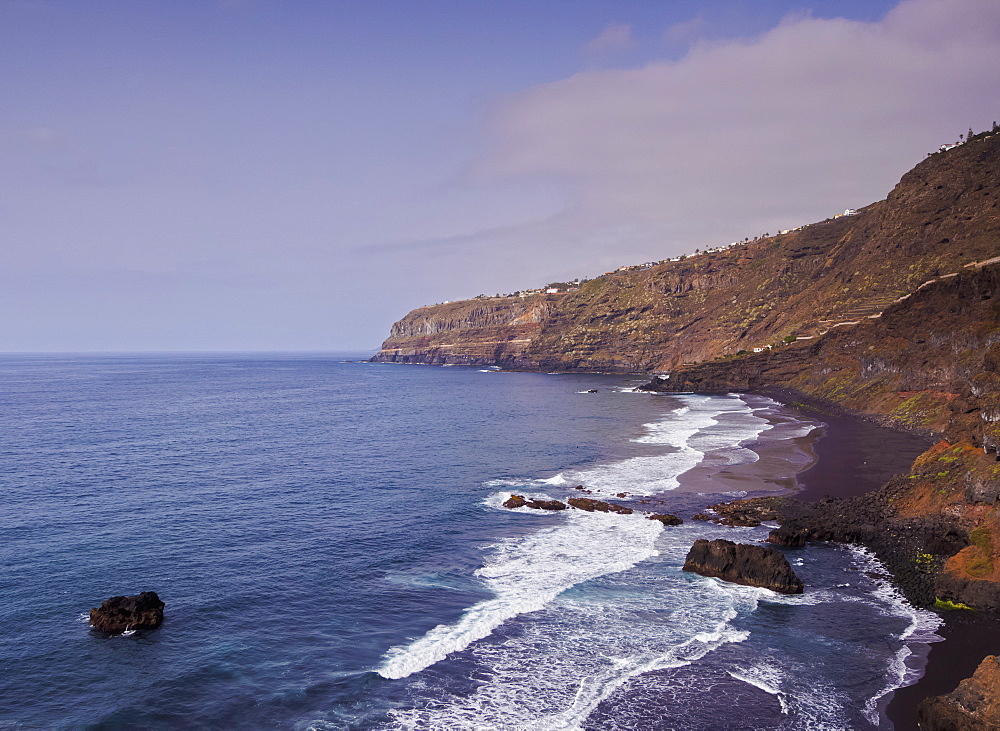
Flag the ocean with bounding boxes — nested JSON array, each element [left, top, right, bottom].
[[0, 354, 940, 729]]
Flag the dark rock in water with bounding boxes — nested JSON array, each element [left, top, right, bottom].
[[635, 376, 669, 392], [526, 499, 567, 511], [682, 539, 804, 594], [503, 494, 528, 509], [767, 526, 810, 548], [616, 492, 629, 498], [89, 591, 164, 633], [693, 496, 783, 528], [647, 513, 683, 526], [917, 654, 1000, 730], [586, 389, 598, 393], [567, 497, 633, 515]]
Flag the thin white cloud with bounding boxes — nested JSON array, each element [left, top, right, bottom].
[[585, 23, 635, 53], [474, 0, 1000, 263]]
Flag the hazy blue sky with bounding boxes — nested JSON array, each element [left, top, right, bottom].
[[2, 0, 998, 351]]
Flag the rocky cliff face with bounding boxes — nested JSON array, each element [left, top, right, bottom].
[[375, 295, 550, 366], [918, 655, 1000, 730], [375, 132, 1000, 369], [374, 132, 1000, 614], [649, 261, 1000, 611]]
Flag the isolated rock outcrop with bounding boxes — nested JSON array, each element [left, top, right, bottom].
[[917, 654, 1000, 730], [502, 495, 566, 510], [682, 539, 803, 594], [647, 513, 683, 526], [89, 591, 164, 633], [567, 497, 632, 515]]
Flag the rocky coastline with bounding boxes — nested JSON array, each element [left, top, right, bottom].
[[371, 132, 1000, 725]]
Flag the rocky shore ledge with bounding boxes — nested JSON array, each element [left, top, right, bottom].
[[918, 654, 1000, 730]]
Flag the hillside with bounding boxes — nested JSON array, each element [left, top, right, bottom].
[[375, 131, 1000, 370]]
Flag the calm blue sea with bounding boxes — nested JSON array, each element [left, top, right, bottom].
[[0, 354, 939, 729]]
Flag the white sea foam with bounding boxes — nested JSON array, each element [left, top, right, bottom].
[[377, 506, 663, 680], [728, 666, 789, 714], [386, 524, 753, 730], [380, 394, 830, 728], [844, 546, 943, 725], [555, 394, 771, 496]]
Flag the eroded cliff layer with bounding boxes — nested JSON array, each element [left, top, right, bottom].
[[651, 261, 1000, 611], [375, 132, 1000, 369], [375, 296, 550, 366]]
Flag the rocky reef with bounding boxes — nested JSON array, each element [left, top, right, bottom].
[[692, 496, 782, 527], [566, 497, 633, 514], [917, 654, 1000, 730], [682, 538, 804, 594], [89, 591, 164, 634], [503, 495, 566, 510]]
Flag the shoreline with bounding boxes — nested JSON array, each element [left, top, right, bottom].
[[664, 391, 945, 726], [756, 390, 998, 728]]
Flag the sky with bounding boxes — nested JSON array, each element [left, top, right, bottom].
[[2, 0, 999, 352]]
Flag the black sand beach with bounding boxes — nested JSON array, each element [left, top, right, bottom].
[[770, 396, 1000, 729]]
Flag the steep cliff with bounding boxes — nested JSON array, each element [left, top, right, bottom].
[[649, 261, 1000, 611], [375, 295, 550, 366], [375, 131, 1000, 369]]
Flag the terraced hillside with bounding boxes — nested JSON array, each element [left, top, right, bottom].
[[375, 130, 1000, 370]]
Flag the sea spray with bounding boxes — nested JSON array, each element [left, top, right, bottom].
[[377, 509, 662, 680]]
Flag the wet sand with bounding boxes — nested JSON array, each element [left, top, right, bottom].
[[652, 390, 990, 727], [753, 393, 1000, 729], [889, 611, 1000, 729], [672, 394, 826, 498], [675, 391, 960, 728]]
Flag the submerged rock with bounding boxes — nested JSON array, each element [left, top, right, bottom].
[[567, 497, 633, 515], [89, 591, 164, 633], [917, 654, 1000, 730], [647, 513, 683, 526], [682, 539, 804, 594]]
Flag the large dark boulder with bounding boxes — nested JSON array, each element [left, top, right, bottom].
[[89, 591, 164, 633], [917, 655, 1000, 730], [567, 497, 632, 515], [682, 539, 804, 594]]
